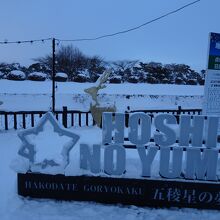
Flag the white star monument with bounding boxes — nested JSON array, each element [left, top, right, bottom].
[[18, 112, 80, 173]]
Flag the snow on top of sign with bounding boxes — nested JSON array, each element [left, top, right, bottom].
[[16, 112, 80, 174], [12, 121, 220, 177], [26, 120, 70, 163]]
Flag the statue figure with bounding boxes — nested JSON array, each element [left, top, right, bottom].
[[84, 70, 116, 127]]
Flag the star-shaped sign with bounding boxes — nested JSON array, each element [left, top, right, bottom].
[[18, 112, 80, 172]]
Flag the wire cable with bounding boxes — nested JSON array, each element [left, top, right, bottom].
[[0, 0, 201, 44], [57, 0, 201, 42], [0, 38, 52, 45]]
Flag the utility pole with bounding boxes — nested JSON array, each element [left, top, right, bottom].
[[52, 38, 56, 113]]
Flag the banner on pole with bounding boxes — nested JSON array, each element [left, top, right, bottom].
[[208, 32, 220, 70], [203, 33, 220, 129]]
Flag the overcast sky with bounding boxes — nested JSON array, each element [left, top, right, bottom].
[[0, 0, 219, 71]]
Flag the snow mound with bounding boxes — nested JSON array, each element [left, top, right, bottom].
[[28, 72, 47, 81], [55, 72, 68, 78], [55, 72, 68, 82], [7, 70, 26, 81]]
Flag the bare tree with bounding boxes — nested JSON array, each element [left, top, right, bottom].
[[34, 45, 105, 81], [35, 45, 88, 80]]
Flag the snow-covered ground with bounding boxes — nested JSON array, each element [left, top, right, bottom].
[[1, 127, 220, 220], [0, 80, 204, 111], [2, 80, 219, 220], [0, 80, 204, 95]]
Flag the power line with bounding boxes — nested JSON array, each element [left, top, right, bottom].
[[57, 0, 201, 42], [0, 0, 201, 45], [0, 38, 52, 45]]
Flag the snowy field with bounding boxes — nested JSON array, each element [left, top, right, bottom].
[[2, 80, 220, 220], [0, 80, 204, 111]]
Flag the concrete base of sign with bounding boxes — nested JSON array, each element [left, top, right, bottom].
[[17, 173, 220, 210]]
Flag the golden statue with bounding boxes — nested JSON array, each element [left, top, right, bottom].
[[84, 70, 116, 127]]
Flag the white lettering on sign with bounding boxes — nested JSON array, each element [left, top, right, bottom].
[[81, 113, 219, 181], [185, 148, 218, 181], [80, 144, 101, 174], [128, 113, 151, 145], [179, 115, 204, 147], [206, 117, 219, 148], [159, 147, 183, 179], [102, 113, 124, 144], [104, 144, 126, 175], [154, 114, 177, 146], [137, 145, 158, 177], [102, 113, 219, 148]]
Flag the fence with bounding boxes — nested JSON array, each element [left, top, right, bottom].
[[0, 108, 94, 130], [0, 106, 202, 131]]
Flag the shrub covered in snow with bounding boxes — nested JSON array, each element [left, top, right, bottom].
[[27, 72, 47, 81], [108, 72, 122, 84], [74, 70, 90, 82], [74, 74, 90, 82], [55, 72, 68, 82], [187, 79, 197, 85], [27, 62, 50, 74], [109, 77, 121, 83], [127, 76, 138, 83], [7, 70, 26, 81], [0, 71, 4, 79], [161, 77, 170, 84], [175, 77, 185, 85], [0, 57, 205, 85]]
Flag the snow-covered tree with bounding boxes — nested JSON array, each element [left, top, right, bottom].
[[7, 70, 26, 81]]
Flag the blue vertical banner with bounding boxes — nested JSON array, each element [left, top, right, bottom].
[[203, 33, 220, 131], [208, 32, 220, 70]]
